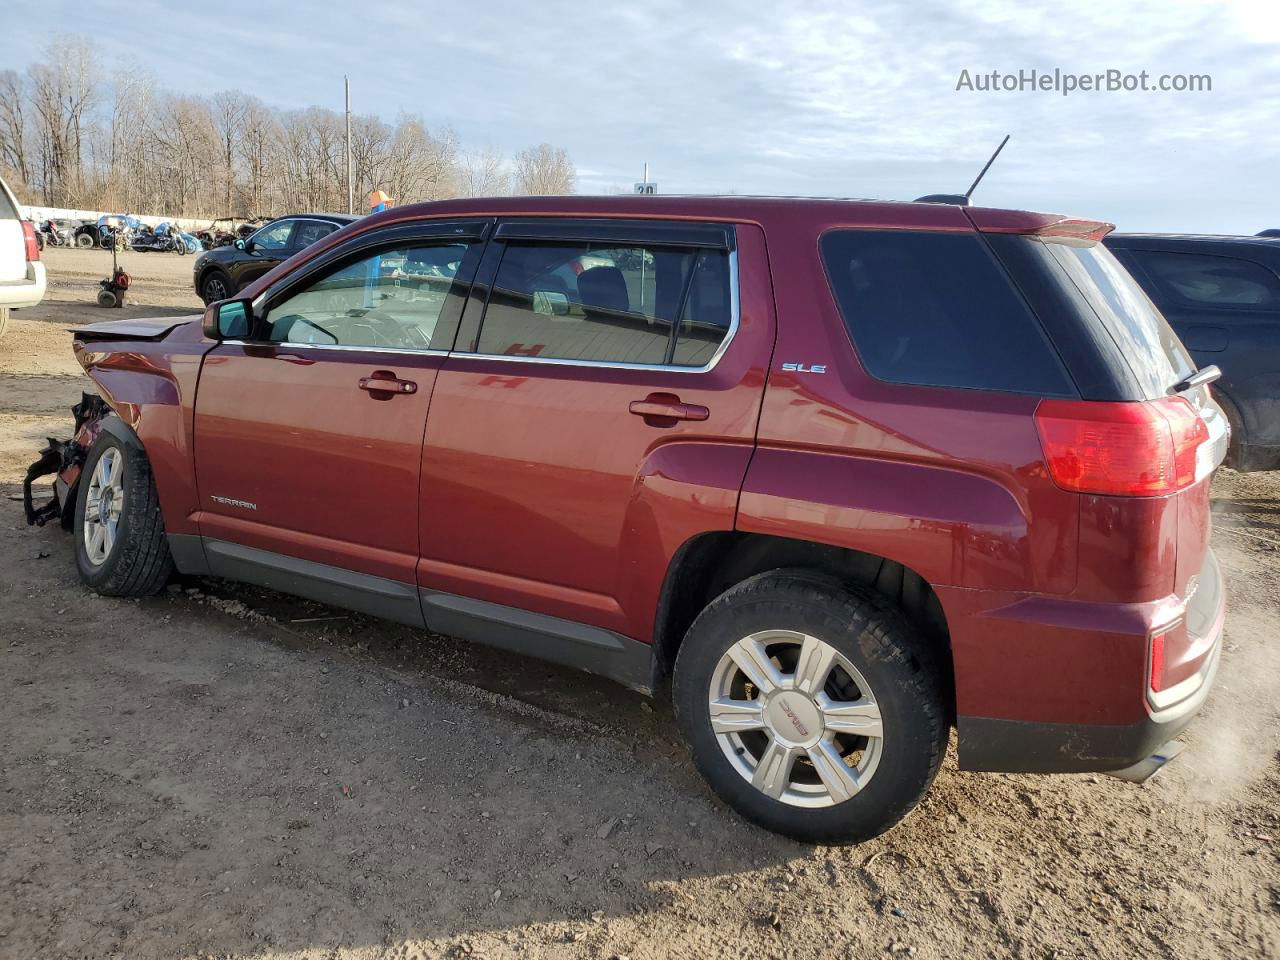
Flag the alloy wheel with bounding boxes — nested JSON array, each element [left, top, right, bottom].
[[708, 629, 884, 808], [83, 447, 124, 566]]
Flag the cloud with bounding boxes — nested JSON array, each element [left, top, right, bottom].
[[1, 0, 1276, 231]]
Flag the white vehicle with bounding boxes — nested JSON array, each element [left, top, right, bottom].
[[0, 173, 46, 338]]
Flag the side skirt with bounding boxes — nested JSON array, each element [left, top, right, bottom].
[[167, 535, 658, 694]]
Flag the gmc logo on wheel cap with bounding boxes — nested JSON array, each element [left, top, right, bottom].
[[778, 699, 810, 738]]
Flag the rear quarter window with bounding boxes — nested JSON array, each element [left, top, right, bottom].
[[821, 229, 1074, 395]]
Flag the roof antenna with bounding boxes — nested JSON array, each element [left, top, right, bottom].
[[916, 134, 1011, 206]]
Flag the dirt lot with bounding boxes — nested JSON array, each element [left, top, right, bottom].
[[1, 247, 1278, 960]]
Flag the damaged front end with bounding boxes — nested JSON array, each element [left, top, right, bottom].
[[24, 392, 112, 528]]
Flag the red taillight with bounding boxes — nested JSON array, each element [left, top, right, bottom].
[[21, 220, 40, 261], [1035, 397, 1208, 497], [1149, 630, 1167, 693]]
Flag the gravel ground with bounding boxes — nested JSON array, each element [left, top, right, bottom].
[[0, 247, 1277, 960]]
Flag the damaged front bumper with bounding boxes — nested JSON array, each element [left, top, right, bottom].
[[23, 393, 111, 528]]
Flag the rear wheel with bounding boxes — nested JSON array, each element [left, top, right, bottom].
[[672, 571, 948, 844], [75, 231, 94, 248], [74, 430, 173, 596]]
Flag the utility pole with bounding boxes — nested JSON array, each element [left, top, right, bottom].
[[344, 76, 353, 215]]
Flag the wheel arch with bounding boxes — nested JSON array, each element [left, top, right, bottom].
[[652, 530, 954, 716]]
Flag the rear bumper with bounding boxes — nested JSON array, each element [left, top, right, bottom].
[[0, 261, 47, 308], [953, 548, 1225, 774]]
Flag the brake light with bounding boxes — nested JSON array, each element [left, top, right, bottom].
[[21, 220, 40, 261], [1035, 397, 1209, 496]]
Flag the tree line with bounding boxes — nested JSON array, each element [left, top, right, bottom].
[[0, 37, 577, 219]]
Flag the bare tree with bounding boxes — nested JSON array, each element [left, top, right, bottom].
[[211, 91, 246, 215], [27, 36, 99, 205], [0, 71, 31, 191], [458, 146, 509, 197], [513, 143, 576, 195]]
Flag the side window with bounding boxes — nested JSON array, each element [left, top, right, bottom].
[[821, 230, 1073, 395], [476, 239, 732, 366], [293, 220, 337, 249], [1127, 250, 1280, 309], [251, 220, 294, 250], [263, 242, 470, 350]]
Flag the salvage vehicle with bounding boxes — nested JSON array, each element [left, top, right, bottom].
[[0, 172, 45, 339], [1106, 233, 1280, 471], [26, 195, 1229, 843], [192, 213, 357, 303]]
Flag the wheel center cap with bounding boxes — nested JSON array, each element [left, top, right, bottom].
[[765, 692, 822, 746]]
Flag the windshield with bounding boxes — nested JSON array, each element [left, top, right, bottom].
[[1041, 238, 1195, 397]]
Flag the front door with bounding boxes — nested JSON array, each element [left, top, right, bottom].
[[193, 228, 485, 593], [231, 218, 297, 289], [418, 219, 772, 640]]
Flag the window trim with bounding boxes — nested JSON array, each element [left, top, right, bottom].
[[459, 222, 740, 374]]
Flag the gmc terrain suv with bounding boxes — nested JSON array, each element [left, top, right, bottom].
[[27, 196, 1228, 843]]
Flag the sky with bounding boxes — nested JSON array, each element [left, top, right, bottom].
[[2, 0, 1278, 233]]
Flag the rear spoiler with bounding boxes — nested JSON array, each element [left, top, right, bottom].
[[71, 315, 201, 341], [966, 208, 1115, 242]]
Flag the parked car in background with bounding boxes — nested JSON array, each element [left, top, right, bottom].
[[1106, 233, 1280, 470], [0, 173, 45, 339], [192, 213, 358, 303], [31, 196, 1228, 843]]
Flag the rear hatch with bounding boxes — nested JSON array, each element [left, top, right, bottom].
[[973, 211, 1228, 607], [0, 177, 28, 283]]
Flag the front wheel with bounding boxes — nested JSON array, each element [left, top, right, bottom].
[[75, 232, 94, 248], [672, 571, 948, 844], [74, 429, 174, 596], [200, 270, 233, 305]]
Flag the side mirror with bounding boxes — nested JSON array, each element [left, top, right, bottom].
[[235, 238, 248, 251], [204, 299, 251, 340]]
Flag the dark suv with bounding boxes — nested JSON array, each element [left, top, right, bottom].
[[1105, 233, 1280, 470], [29, 196, 1228, 844], [193, 213, 358, 304]]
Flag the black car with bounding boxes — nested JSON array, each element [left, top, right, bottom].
[[1106, 233, 1280, 471], [193, 213, 358, 304]]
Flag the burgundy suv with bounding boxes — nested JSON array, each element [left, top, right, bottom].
[[29, 196, 1228, 843]]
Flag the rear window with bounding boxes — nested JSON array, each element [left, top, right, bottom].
[[0, 180, 19, 220], [1041, 239, 1195, 397], [821, 230, 1073, 395]]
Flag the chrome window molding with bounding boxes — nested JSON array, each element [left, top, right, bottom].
[[462, 249, 741, 375], [221, 339, 449, 358]]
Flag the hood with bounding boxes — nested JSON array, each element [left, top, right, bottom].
[[72, 314, 203, 341]]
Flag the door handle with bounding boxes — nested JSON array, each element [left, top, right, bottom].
[[629, 393, 709, 424], [359, 372, 418, 395]]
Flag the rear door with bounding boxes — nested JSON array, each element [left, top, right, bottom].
[[417, 218, 773, 640], [193, 221, 488, 602]]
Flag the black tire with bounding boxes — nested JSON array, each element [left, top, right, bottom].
[[200, 269, 234, 305], [74, 428, 174, 597], [672, 570, 948, 845], [96, 289, 118, 308], [75, 231, 94, 248]]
